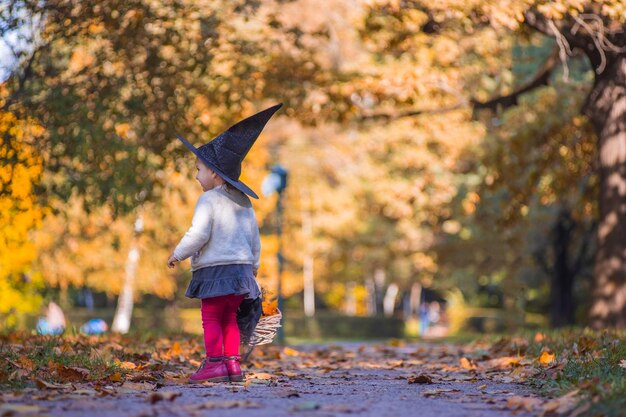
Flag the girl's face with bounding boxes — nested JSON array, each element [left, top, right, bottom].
[[195, 158, 223, 192]]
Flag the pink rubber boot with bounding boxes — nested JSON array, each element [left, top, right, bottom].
[[189, 357, 229, 383], [224, 356, 243, 382]]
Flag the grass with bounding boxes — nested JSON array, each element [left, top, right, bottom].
[[0, 332, 122, 389], [523, 329, 626, 417]]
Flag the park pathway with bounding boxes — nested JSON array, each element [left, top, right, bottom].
[[2, 342, 542, 417]]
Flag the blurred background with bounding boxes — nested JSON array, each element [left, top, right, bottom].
[[1, 0, 625, 339]]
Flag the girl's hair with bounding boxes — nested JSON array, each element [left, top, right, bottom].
[[223, 182, 234, 191]]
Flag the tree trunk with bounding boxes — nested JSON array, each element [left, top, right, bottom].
[[383, 283, 399, 317], [111, 244, 139, 334], [550, 207, 575, 327], [111, 215, 143, 334], [345, 281, 357, 316], [301, 190, 315, 317], [374, 268, 386, 317], [586, 56, 626, 329]]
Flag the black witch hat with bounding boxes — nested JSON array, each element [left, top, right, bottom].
[[176, 103, 283, 198]]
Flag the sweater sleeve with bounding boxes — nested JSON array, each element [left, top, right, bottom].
[[173, 194, 213, 261], [251, 219, 261, 270]]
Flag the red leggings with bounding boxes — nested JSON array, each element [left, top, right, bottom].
[[201, 294, 245, 357]]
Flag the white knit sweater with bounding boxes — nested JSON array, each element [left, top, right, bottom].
[[173, 186, 261, 272]]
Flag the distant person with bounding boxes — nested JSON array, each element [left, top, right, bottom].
[[80, 318, 108, 335], [167, 104, 282, 383], [419, 302, 429, 336], [36, 301, 66, 335], [428, 301, 441, 325]]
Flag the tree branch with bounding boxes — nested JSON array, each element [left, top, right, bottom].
[[358, 50, 560, 120], [523, 8, 623, 76], [1, 44, 41, 112], [524, 9, 591, 52], [358, 101, 467, 121], [471, 48, 559, 112]]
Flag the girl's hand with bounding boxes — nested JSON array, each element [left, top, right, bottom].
[[167, 254, 179, 269]]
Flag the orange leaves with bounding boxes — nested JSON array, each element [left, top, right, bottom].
[[109, 372, 123, 382], [459, 357, 477, 370], [261, 289, 280, 317], [538, 351, 556, 366], [282, 347, 300, 357], [169, 342, 182, 357], [118, 361, 137, 370], [262, 299, 280, 317]]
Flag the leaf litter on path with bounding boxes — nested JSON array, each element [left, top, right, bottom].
[[1, 334, 572, 417]]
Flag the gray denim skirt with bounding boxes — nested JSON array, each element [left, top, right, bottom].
[[185, 264, 261, 300]]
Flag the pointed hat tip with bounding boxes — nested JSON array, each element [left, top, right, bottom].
[[266, 102, 283, 114]]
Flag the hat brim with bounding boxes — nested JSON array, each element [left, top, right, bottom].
[[176, 134, 259, 199]]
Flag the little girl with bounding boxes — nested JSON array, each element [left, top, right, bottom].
[[167, 103, 282, 383]]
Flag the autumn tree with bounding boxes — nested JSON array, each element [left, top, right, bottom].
[[1, 0, 319, 325], [355, 0, 626, 328]]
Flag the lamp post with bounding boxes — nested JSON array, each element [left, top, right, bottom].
[[262, 165, 288, 344]]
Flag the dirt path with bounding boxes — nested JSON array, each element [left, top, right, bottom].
[[1, 342, 541, 417]]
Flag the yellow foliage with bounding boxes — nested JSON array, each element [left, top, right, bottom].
[[0, 111, 46, 327]]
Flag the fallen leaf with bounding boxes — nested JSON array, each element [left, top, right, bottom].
[[169, 342, 182, 356], [119, 381, 156, 392], [33, 378, 66, 390], [147, 391, 182, 404], [274, 370, 299, 378], [460, 357, 477, 369], [481, 356, 521, 370], [248, 372, 274, 380], [0, 404, 44, 415], [109, 372, 123, 382], [569, 402, 591, 417], [282, 347, 300, 357], [422, 388, 460, 397], [189, 400, 262, 410], [407, 374, 433, 384], [539, 351, 556, 365], [577, 336, 598, 353], [119, 361, 137, 370], [17, 357, 36, 371], [507, 396, 542, 412], [71, 388, 99, 396], [9, 369, 29, 381], [540, 390, 580, 416], [276, 389, 300, 398], [52, 364, 90, 382]]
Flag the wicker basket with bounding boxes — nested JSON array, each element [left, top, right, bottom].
[[248, 309, 282, 346]]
